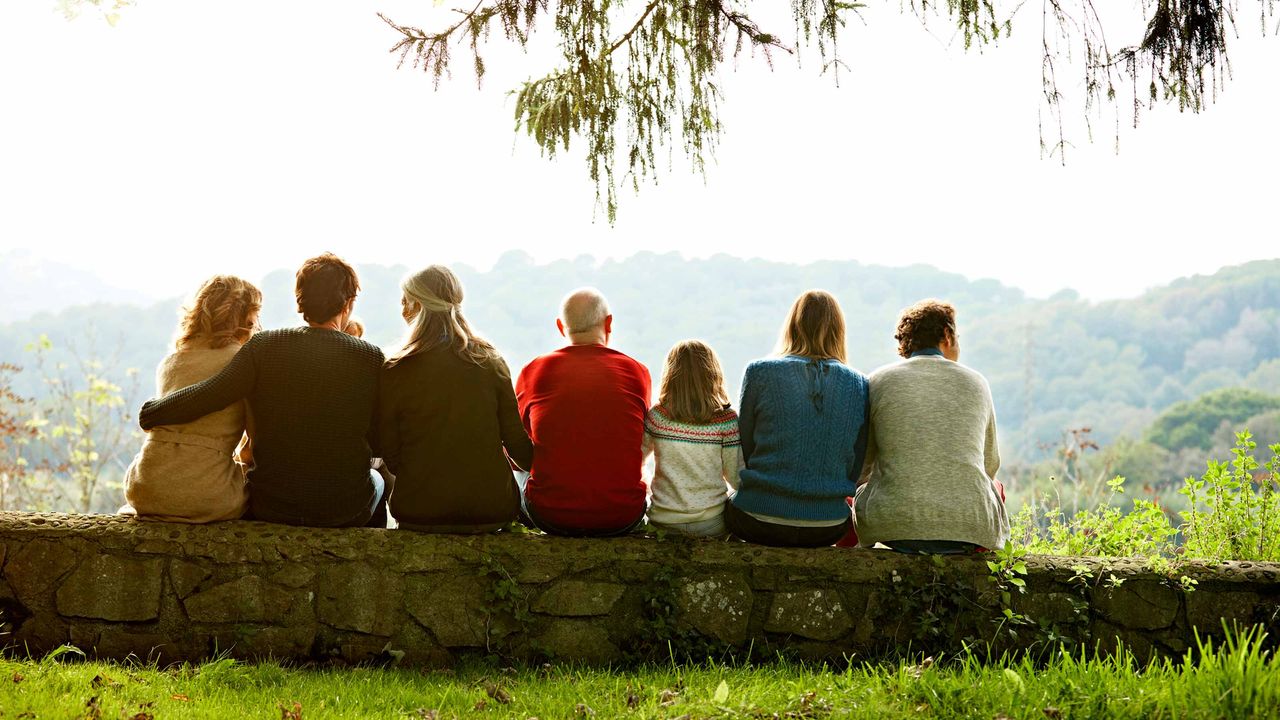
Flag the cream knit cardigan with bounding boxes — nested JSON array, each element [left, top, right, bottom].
[[123, 342, 249, 523]]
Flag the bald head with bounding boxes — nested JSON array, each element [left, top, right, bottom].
[[558, 287, 612, 345]]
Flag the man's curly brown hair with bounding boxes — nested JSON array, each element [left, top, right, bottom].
[[295, 253, 360, 323], [894, 299, 956, 358]]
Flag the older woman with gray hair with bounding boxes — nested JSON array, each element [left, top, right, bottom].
[[374, 265, 533, 533]]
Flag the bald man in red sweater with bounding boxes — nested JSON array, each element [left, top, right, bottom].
[[515, 287, 652, 536]]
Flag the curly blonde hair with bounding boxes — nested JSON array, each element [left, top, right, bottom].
[[176, 275, 263, 350]]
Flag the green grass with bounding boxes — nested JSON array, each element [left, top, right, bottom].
[[2, 631, 1278, 719]]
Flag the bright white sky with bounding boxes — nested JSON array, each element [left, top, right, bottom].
[[0, 1, 1277, 302]]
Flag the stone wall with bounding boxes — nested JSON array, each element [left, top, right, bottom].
[[1, 513, 1278, 666]]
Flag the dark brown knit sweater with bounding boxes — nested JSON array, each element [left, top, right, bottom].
[[375, 345, 532, 530], [139, 327, 385, 527]]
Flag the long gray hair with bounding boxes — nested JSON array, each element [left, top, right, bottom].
[[385, 265, 498, 368]]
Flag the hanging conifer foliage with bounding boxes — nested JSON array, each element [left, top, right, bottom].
[[380, 1, 1274, 221]]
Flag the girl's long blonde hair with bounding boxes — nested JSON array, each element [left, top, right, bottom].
[[386, 265, 499, 368], [776, 290, 848, 364], [176, 275, 262, 350], [658, 340, 732, 424]]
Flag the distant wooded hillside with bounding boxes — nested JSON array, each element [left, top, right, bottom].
[[2, 254, 1277, 466]]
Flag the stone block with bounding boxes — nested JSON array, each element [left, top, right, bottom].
[[184, 575, 299, 624], [388, 620, 455, 667], [393, 552, 456, 574], [677, 573, 753, 645], [227, 625, 318, 659], [765, 589, 853, 642], [1091, 581, 1180, 631], [14, 615, 69, 653], [1093, 619, 1157, 662], [533, 581, 625, 617], [5, 539, 81, 605], [1187, 590, 1260, 634], [169, 560, 212, 599], [55, 555, 164, 622], [93, 628, 182, 660], [134, 540, 180, 554], [316, 564, 402, 636], [404, 575, 490, 648], [1012, 592, 1085, 626], [271, 564, 316, 589], [537, 619, 620, 664]]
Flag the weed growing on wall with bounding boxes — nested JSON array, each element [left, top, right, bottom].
[[1181, 431, 1280, 563], [1011, 476, 1178, 560], [1010, 429, 1280, 564]]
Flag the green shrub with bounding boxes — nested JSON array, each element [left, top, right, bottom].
[[1011, 476, 1178, 559], [1180, 430, 1280, 562]]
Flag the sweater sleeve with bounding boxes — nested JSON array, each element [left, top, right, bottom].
[[139, 339, 258, 430], [983, 388, 1001, 482], [495, 357, 534, 471], [848, 389, 871, 484], [721, 417, 743, 491], [857, 429, 878, 486], [737, 364, 758, 465], [374, 367, 401, 474]]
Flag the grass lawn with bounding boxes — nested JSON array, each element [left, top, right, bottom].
[[1, 632, 1277, 719]]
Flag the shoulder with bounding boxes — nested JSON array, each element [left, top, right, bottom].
[[602, 347, 650, 377], [953, 361, 993, 394], [518, 350, 556, 376], [743, 356, 793, 378], [483, 352, 515, 381], [323, 330, 385, 365], [708, 407, 739, 424], [350, 336, 386, 364], [828, 361, 867, 384]]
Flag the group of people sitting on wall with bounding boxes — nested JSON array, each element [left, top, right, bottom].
[[127, 252, 1010, 554]]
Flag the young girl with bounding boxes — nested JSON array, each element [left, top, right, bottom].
[[642, 340, 742, 538]]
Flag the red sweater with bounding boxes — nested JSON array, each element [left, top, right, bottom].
[[516, 344, 651, 530]]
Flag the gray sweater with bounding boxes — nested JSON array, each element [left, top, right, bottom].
[[853, 355, 1010, 550]]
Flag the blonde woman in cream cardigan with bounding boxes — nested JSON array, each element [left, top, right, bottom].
[[122, 276, 261, 523]]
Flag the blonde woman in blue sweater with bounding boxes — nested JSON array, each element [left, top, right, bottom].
[[642, 340, 742, 538], [726, 290, 870, 547]]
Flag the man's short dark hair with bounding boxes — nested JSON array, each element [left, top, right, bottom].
[[296, 253, 360, 323], [894, 299, 956, 358]]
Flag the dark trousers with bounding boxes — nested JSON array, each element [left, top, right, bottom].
[[519, 497, 645, 537], [724, 502, 852, 548]]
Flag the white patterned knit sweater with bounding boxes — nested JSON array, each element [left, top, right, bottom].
[[642, 405, 743, 525]]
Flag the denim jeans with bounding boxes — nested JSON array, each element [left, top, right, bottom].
[[884, 539, 981, 555], [365, 468, 388, 529]]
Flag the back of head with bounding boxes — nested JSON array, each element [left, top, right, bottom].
[[560, 287, 610, 337], [295, 253, 360, 324], [894, 299, 956, 358], [778, 290, 847, 364], [658, 339, 731, 424], [388, 264, 496, 367], [177, 275, 262, 350]]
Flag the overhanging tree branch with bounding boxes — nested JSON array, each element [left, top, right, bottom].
[[381, 0, 1275, 222]]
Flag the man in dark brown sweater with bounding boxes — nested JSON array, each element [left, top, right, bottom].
[[139, 254, 387, 528]]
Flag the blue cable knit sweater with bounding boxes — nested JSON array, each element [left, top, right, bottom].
[[731, 356, 870, 522]]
